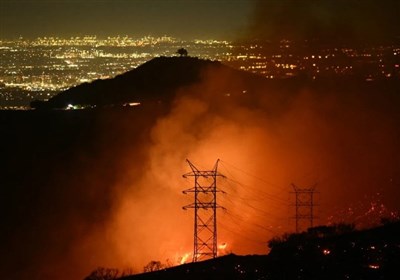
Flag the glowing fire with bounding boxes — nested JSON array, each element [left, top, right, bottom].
[[218, 242, 227, 250], [180, 253, 191, 264], [322, 249, 331, 255], [368, 264, 380, 270]]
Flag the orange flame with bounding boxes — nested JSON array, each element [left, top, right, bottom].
[[218, 242, 227, 250], [180, 253, 191, 264]]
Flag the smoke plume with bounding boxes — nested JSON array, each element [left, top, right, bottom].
[[2, 68, 400, 280], [89, 66, 400, 276], [244, 0, 400, 43]]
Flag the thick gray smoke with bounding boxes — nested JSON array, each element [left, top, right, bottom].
[[245, 0, 400, 43]]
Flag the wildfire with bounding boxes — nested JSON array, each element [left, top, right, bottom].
[[218, 243, 227, 250], [368, 264, 380, 270], [218, 242, 229, 256], [180, 253, 191, 265], [322, 249, 331, 255], [327, 192, 400, 228]]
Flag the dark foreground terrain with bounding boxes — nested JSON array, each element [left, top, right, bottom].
[[0, 107, 162, 280], [118, 222, 400, 280]]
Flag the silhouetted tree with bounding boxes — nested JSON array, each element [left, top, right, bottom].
[[30, 99, 47, 110], [119, 268, 135, 277], [176, 48, 188, 57], [83, 267, 120, 280], [143, 260, 163, 272], [380, 216, 400, 225], [335, 223, 355, 234], [308, 225, 336, 237], [268, 233, 290, 249]]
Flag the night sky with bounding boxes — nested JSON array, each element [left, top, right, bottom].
[[1, 0, 400, 41], [0, 0, 252, 39]]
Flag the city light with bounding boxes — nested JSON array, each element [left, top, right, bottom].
[[1, 36, 399, 109]]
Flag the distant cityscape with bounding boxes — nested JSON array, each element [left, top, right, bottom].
[[1, 35, 399, 109]]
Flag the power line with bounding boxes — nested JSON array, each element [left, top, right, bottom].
[[217, 159, 289, 237], [182, 159, 225, 262], [220, 160, 288, 192], [218, 161, 288, 206], [220, 190, 285, 222], [218, 220, 268, 245], [223, 177, 288, 206], [223, 209, 280, 235], [291, 183, 318, 233]]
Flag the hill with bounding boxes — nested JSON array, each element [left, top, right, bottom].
[[30, 56, 267, 110], [113, 221, 400, 280], [31, 56, 400, 112]]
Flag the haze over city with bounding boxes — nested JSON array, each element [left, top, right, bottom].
[[2, 0, 400, 41], [1, 0, 252, 40]]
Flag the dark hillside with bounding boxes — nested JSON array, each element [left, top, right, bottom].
[[118, 222, 400, 280], [31, 56, 400, 116], [31, 57, 267, 109], [0, 107, 161, 280]]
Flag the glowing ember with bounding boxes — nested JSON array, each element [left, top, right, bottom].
[[327, 192, 400, 228], [323, 249, 331, 255], [368, 264, 380, 270], [180, 253, 191, 265], [218, 242, 227, 250]]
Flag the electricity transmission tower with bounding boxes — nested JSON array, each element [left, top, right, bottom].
[[183, 159, 225, 262], [291, 183, 318, 233]]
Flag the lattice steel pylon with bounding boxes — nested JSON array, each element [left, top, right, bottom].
[[291, 183, 318, 233], [182, 159, 225, 262]]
